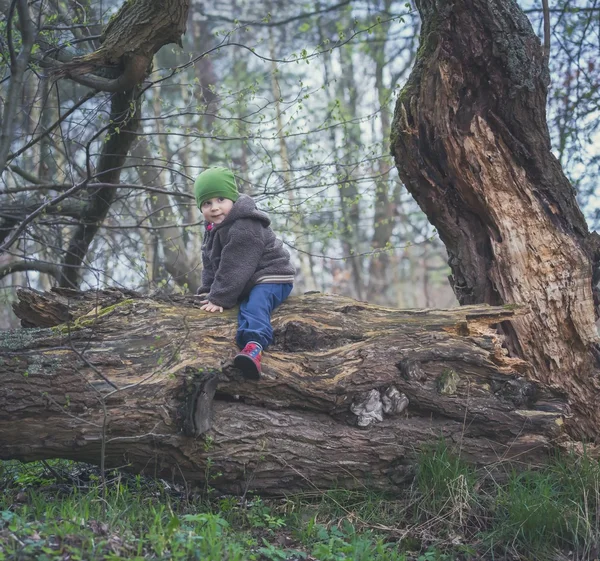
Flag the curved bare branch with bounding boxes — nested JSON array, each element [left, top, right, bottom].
[[0, 259, 61, 281]]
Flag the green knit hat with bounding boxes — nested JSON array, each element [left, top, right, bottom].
[[193, 167, 239, 208]]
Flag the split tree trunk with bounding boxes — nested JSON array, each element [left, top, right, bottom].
[[390, 0, 600, 439], [1, 288, 566, 494]]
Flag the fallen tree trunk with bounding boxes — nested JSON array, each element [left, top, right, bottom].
[[0, 288, 568, 494]]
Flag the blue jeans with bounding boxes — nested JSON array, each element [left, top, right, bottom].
[[236, 283, 293, 350]]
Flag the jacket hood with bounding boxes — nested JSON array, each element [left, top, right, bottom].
[[213, 194, 270, 229]]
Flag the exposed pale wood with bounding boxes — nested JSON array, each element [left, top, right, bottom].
[[390, 0, 600, 439], [0, 288, 567, 494]]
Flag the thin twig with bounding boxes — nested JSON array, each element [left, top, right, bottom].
[[541, 0, 551, 64], [6, 90, 97, 164]]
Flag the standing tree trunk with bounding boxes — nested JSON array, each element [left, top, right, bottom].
[[131, 134, 202, 293], [366, 0, 396, 306], [52, 0, 190, 288], [390, 0, 600, 439], [59, 89, 141, 288]]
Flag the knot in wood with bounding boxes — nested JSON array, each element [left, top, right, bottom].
[[280, 321, 322, 351], [396, 358, 427, 382]]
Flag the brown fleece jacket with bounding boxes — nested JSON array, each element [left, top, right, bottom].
[[198, 194, 295, 308]]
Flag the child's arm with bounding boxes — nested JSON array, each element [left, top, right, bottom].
[[198, 256, 222, 312], [205, 219, 265, 309]]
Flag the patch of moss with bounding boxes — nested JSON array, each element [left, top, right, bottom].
[[51, 298, 136, 334], [436, 368, 459, 395]]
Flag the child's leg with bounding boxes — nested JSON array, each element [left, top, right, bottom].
[[236, 283, 293, 350]]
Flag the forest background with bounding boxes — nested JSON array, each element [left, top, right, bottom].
[[3, 2, 600, 559], [0, 0, 598, 329]]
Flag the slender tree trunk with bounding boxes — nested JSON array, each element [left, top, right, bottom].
[[336, 47, 365, 300], [0, 0, 36, 174], [367, 0, 395, 305], [390, 0, 600, 439], [183, 2, 214, 250], [317, 6, 364, 299], [59, 88, 142, 288], [131, 137, 202, 292], [268, 27, 317, 293], [56, 0, 190, 288]]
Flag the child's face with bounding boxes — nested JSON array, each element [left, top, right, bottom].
[[200, 197, 234, 224]]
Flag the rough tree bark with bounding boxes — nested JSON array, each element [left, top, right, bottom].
[[53, 0, 190, 93], [0, 0, 36, 174], [390, 0, 600, 439], [0, 288, 567, 494]]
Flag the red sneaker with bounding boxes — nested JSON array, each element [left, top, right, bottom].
[[234, 342, 262, 380]]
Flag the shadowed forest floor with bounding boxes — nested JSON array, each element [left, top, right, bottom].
[[1, 441, 599, 560]]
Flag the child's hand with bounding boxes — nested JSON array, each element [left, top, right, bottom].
[[200, 300, 223, 313]]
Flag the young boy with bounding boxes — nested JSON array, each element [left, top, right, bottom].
[[194, 167, 295, 380]]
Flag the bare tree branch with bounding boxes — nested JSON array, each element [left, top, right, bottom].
[[0, 259, 61, 281], [541, 0, 551, 64], [7, 164, 44, 184], [2, 200, 86, 221], [0, 182, 194, 197], [6, 90, 97, 164], [203, 0, 351, 27], [42, 55, 152, 93]]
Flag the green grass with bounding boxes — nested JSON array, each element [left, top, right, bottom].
[[2, 443, 600, 560], [489, 450, 600, 559], [0, 461, 412, 561], [415, 438, 477, 524]]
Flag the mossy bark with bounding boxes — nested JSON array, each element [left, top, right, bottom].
[[0, 288, 569, 495]]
